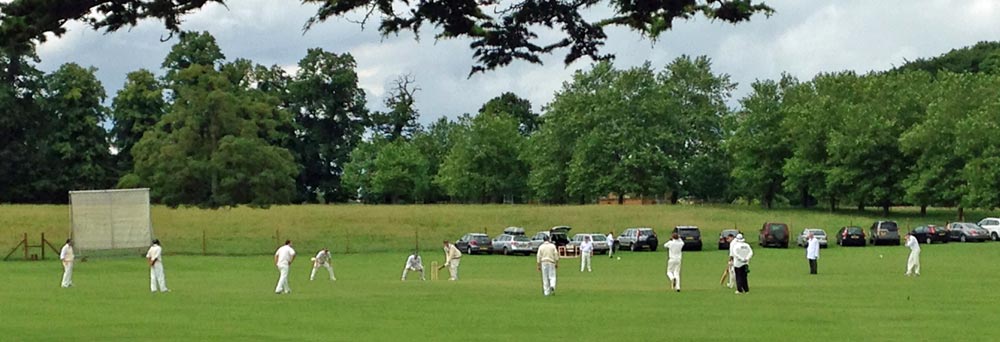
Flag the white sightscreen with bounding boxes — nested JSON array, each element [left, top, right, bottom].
[[70, 188, 153, 254]]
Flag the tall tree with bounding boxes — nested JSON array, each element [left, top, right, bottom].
[[728, 76, 794, 208], [0, 49, 45, 202], [371, 140, 431, 204], [161, 31, 225, 89], [370, 75, 421, 141], [0, 1, 773, 74], [412, 116, 460, 203], [286, 49, 368, 203], [479, 92, 539, 135], [110, 69, 166, 176], [437, 113, 529, 203], [659, 55, 736, 202], [129, 44, 297, 207], [37, 63, 114, 200]]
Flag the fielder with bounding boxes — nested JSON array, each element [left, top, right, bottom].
[[607, 231, 616, 259], [146, 239, 169, 293], [442, 240, 462, 281], [664, 233, 684, 292], [536, 235, 559, 296], [401, 251, 425, 281], [806, 232, 820, 274], [274, 240, 296, 294], [905, 232, 920, 276], [59, 238, 74, 288], [310, 248, 336, 281], [579, 235, 593, 272]]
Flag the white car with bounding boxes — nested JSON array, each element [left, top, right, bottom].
[[795, 228, 828, 248], [977, 218, 1000, 241]]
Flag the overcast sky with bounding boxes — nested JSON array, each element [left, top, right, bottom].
[[35, 0, 1000, 124]]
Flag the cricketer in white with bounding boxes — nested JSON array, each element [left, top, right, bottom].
[[443, 241, 462, 281], [401, 252, 425, 281], [905, 233, 921, 276], [146, 239, 169, 293], [59, 239, 74, 288], [274, 240, 296, 294], [579, 235, 593, 272], [310, 248, 336, 281], [664, 233, 684, 292], [536, 236, 559, 296]]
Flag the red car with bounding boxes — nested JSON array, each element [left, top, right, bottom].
[[758, 222, 789, 248]]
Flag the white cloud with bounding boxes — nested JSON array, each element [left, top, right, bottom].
[[29, 0, 1000, 121]]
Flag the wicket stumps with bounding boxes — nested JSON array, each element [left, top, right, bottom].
[[431, 261, 439, 280]]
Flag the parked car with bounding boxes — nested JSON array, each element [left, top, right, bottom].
[[869, 221, 900, 246], [549, 226, 572, 247], [836, 226, 866, 247], [718, 229, 740, 250], [618, 228, 659, 252], [909, 225, 949, 245], [795, 228, 828, 248], [977, 217, 1000, 241], [672, 226, 703, 251], [529, 226, 573, 252], [568, 234, 610, 254], [947, 222, 990, 242], [454, 233, 492, 254], [492, 227, 533, 255], [759, 222, 789, 248]]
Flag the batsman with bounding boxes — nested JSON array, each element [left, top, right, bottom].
[[442, 240, 462, 281]]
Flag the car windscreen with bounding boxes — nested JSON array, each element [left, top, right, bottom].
[[846, 227, 863, 234], [721, 230, 738, 236], [808, 230, 826, 236], [880, 222, 898, 231], [769, 224, 787, 238], [513, 236, 530, 242], [473, 236, 490, 243], [678, 229, 700, 237], [590, 235, 607, 241], [639, 230, 654, 237]]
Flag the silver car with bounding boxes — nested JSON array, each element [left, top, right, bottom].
[[492, 227, 532, 255], [795, 228, 828, 248], [568, 234, 610, 254]]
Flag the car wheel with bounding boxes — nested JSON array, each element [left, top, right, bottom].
[[650, 244, 658, 252], [925, 237, 931, 245], [467, 246, 473, 255], [992, 232, 998, 241], [503, 247, 510, 255], [961, 235, 967, 243]]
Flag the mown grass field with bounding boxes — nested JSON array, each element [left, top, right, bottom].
[[1, 243, 999, 340], [1, 204, 998, 340]]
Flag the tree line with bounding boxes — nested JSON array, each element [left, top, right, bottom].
[[3, 32, 1000, 214]]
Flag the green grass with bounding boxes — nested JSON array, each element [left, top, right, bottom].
[[1, 242, 999, 340], [0, 204, 992, 256]]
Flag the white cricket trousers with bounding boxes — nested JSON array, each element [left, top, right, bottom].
[[727, 264, 736, 288], [448, 259, 461, 280], [580, 251, 592, 272], [541, 262, 557, 296], [311, 262, 336, 280], [402, 267, 425, 280], [275, 265, 291, 293], [61, 261, 73, 287], [150, 262, 168, 292], [906, 251, 920, 276], [666, 259, 681, 290]]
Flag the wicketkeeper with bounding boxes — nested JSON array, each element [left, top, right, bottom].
[[310, 247, 336, 281]]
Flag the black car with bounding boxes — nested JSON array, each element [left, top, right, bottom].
[[455, 233, 492, 254], [549, 226, 572, 247], [672, 226, 702, 251], [759, 222, 789, 248], [836, 226, 866, 247], [869, 221, 900, 246], [909, 225, 948, 245], [718, 229, 740, 250]]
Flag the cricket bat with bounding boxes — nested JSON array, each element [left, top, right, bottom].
[[719, 266, 729, 285]]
